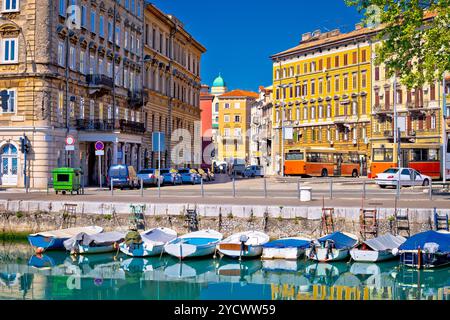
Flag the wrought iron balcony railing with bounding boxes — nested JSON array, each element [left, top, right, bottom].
[[75, 119, 115, 131], [119, 119, 146, 134]]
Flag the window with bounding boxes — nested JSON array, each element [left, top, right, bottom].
[[81, 6, 86, 27], [352, 101, 358, 116], [224, 128, 230, 137], [1, 38, 18, 63], [319, 105, 323, 118], [326, 57, 331, 69], [115, 26, 121, 46], [311, 106, 316, 119], [224, 103, 230, 109], [343, 54, 348, 66], [79, 97, 84, 119], [334, 76, 340, 91], [303, 107, 308, 120], [318, 78, 323, 95], [373, 148, 394, 162], [302, 81, 308, 96], [310, 61, 316, 72], [234, 128, 241, 137], [352, 72, 357, 89], [57, 41, 65, 66], [79, 50, 85, 74], [57, 91, 63, 121], [361, 97, 366, 115], [334, 56, 339, 68], [108, 20, 113, 42], [352, 52, 357, 64], [234, 102, 240, 109], [3, 0, 19, 12], [214, 103, 219, 113], [69, 46, 76, 69], [89, 100, 94, 120], [361, 50, 367, 62], [0, 89, 16, 113], [326, 104, 331, 118], [361, 71, 367, 88], [224, 115, 230, 123], [375, 66, 380, 81], [89, 54, 95, 74], [326, 77, 331, 93], [311, 80, 315, 95], [234, 115, 241, 123], [343, 74, 348, 90], [99, 15, 105, 38], [125, 30, 129, 49], [90, 10, 96, 33]]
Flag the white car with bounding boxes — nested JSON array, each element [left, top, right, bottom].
[[375, 167, 431, 188]]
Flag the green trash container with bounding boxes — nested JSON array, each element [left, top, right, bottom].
[[51, 167, 83, 195]]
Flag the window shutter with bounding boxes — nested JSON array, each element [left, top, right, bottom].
[[426, 115, 431, 129], [385, 89, 390, 109], [430, 83, 436, 101]]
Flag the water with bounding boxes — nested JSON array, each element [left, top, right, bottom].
[[0, 241, 448, 300]]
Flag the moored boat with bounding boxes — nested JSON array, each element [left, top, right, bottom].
[[63, 231, 126, 254], [119, 227, 178, 257], [305, 232, 359, 262], [350, 233, 406, 262], [397, 230, 450, 269], [262, 236, 312, 260], [28, 226, 103, 252], [164, 229, 223, 260], [218, 231, 269, 259]]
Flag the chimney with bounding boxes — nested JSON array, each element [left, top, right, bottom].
[[355, 23, 363, 31], [301, 32, 312, 42]]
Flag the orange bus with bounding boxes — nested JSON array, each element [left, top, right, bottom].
[[284, 149, 361, 177], [369, 146, 441, 179]]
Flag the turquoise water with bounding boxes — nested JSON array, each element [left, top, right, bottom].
[[0, 241, 448, 300]]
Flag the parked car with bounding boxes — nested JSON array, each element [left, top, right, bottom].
[[137, 168, 163, 186], [160, 168, 182, 185], [107, 165, 138, 189], [375, 167, 431, 188], [178, 168, 202, 184], [242, 165, 264, 178]]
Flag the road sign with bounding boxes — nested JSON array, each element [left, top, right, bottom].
[[95, 141, 104, 151], [65, 145, 75, 151], [152, 132, 165, 152], [95, 150, 105, 156], [66, 135, 75, 146]]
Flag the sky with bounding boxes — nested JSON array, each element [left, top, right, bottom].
[[150, 0, 363, 92]]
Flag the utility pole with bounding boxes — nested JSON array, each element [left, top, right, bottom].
[[393, 76, 401, 167], [443, 77, 447, 183]]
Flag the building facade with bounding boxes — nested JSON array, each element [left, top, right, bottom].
[[217, 89, 258, 164], [0, 0, 205, 189], [200, 84, 214, 167], [271, 25, 374, 176]]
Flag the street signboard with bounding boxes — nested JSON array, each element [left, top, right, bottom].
[[152, 132, 166, 152], [284, 127, 294, 140], [95, 150, 105, 156], [65, 135, 75, 146], [65, 145, 75, 151], [95, 141, 104, 151]]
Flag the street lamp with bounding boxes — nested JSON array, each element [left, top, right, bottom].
[[391, 76, 401, 167], [277, 83, 292, 177]]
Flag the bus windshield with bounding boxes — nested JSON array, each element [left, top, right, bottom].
[[286, 153, 304, 161]]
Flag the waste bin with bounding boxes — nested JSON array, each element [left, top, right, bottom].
[[300, 187, 312, 202], [51, 167, 83, 195]]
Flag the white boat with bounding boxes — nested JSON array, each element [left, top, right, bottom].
[[119, 227, 178, 257], [164, 229, 223, 260], [350, 233, 406, 262], [262, 259, 301, 272], [305, 232, 359, 262], [261, 236, 312, 260], [217, 259, 262, 279], [218, 231, 269, 259], [164, 259, 216, 278], [63, 231, 125, 254]]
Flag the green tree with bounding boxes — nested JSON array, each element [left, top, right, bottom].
[[346, 0, 450, 88]]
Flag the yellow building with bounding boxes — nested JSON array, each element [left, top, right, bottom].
[[217, 90, 258, 163], [271, 25, 376, 176]]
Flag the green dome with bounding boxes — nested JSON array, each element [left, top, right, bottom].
[[212, 74, 226, 87]]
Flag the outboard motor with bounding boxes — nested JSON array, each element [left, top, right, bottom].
[[325, 240, 335, 260], [309, 240, 317, 259]]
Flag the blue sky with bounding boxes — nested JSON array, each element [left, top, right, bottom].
[[150, 0, 363, 92]]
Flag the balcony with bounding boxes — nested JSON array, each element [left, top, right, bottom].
[[119, 119, 146, 135], [373, 104, 394, 115], [383, 130, 394, 138], [87, 74, 114, 96], [75, 119, 115, 131], [127, 90, 149, 109]]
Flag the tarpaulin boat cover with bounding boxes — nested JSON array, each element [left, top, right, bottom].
[[64, 231, 125, 250], [142, 228, 177, 244], [362, 233, 406, 251], [398, 230, 450, 253], [318, 232, 358, 249], [263, 239, 310, 249]]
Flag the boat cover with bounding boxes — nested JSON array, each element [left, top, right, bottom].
[[362, 233, 406, 251], [142, 228, 177, 244], [263, 239, 310, 249], [64, 231, 125, 250], [318, 232, 358, 249], [29, 226, 103, 239], [398, 230, 450, 253]]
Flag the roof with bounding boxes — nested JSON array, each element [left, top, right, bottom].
[[212, 74, 226, 87], [219, 89, 259, 99], [399, 230, 450, 253], [272, 11, 437, 59]]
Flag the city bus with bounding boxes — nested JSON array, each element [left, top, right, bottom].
[[369, 146, 442, 179], [284, 149, 361, 177]]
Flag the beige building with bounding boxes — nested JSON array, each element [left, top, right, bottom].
[[0, 1, 204, 189]]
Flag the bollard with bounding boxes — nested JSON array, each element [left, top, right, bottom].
[[362, 180, 366, 199], [396, 178, 400, 199], [201, 178, 204, 198], [297, 179, 301, 200], [111, 179, 114, 196], [158, 178, 161, 198], [233, 177, 236, 198], [329, 179, 333, 200], [429, 181, 433, 200], [140, 178, 144, 197], [264, 177, 267, 198]]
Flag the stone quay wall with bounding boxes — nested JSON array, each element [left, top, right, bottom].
[[0, 199, 448, 239]]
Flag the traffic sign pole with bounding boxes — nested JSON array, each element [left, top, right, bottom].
[[95, 141, 105, 189]]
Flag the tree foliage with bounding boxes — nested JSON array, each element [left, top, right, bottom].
[[346, 0, 450, 88]]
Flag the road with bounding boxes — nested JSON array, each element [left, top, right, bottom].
[[1, 174, 449, 208]]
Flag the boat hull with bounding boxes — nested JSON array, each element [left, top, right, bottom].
[[77, 244, 116, 254], [305, 248, 350, 262], [119, 242, 164, 257], [400, 251, 450, 269], [28, 235, 66, 251], [350, 249, 395, 262], [164, 242, 218, 259], [218, 243, 263, 258], [261, 247, 304, 260]]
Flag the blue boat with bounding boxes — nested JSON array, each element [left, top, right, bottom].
[[397, 230, 450, 269], [305, 232, 359, 262], [261, 236, 312, 260], [28, 226, 103, 252]]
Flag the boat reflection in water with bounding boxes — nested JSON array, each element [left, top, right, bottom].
[[0, 241, 448, 300]]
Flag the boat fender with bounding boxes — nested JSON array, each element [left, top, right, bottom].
[[392, 248, 399, 256], [35, 247, 45, 254]]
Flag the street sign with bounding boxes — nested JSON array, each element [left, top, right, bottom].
[[284, 127, 294, 140], [95, 150, 105, 156], [65, 135, 75, 146], [152, 132, 165, 152], [95, 141, 104, 151], [65, 145, 75, 151]]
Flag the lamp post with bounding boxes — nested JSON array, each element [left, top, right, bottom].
[[277, 83, 292, 177], [443, 76, 447, 183], [392, 76, 401, 167]]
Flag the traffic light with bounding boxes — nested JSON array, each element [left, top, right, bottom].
[[19, 135, 31, 153]]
